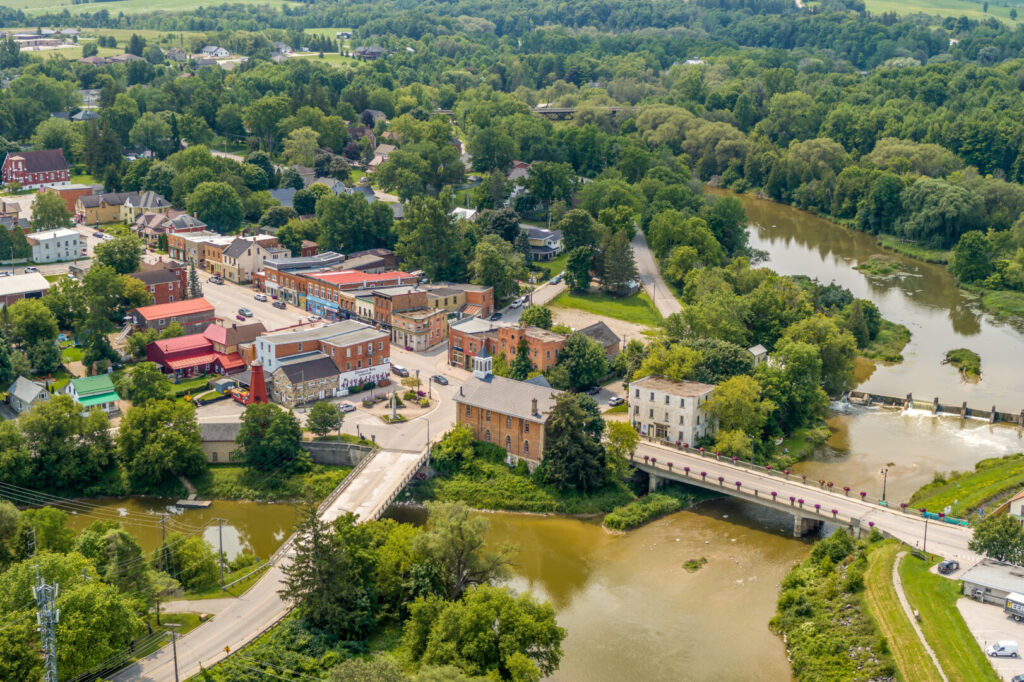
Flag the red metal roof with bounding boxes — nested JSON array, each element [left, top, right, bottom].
[[152, 334, 212, 354], [219, 353, 246, 370], [203, 323, 228, 345], [134, 298, 214, 321], [165, 352, 219, 370], [310, 270, 413, 287]]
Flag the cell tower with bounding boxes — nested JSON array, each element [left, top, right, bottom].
[[33, 566, 59, 682]]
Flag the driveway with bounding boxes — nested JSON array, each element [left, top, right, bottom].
[[957, 598, 1024, 680], [631, 229, 682, 317]]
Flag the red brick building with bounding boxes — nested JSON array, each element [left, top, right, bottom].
[[129, 261, 187, 305], [130, 298, 216, 334], [145, 322, 260, 378], [448, 318, 566, 372], [2, 150, 70, 190], [39, 184, 94, 213]]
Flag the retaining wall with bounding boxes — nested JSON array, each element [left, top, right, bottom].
[[300, 441, 376, 467]]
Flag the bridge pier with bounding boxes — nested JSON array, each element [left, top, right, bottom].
[[905, 393, 912, 409], [648, 472, 662, 493], [961, 401, 967, 419], [792, 515, 824, 538], [933, 397, 939, 415], [992, 406, 997, 423]]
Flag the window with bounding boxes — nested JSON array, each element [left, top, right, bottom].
[[634, 405, 639, 415], [465, 405, 471, 417], [649, 409, 653, 418], [506, 415, 511, 428], [635, 389, 639, 398], [665, 395, 670, 405], [679, 431, 684, 442], [524, 440, 529, 456], [485, 429, 491, 443], [679, 415, 685, 425], [524, 421, 529, 433], [505, 435, 511, 450], [486, 410, 491, 422], [680, 398, 685, 408], [649, 392, 654, 400], [697, 415, 700, 425]]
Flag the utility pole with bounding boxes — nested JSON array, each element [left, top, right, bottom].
[[33, 566, 59, 682], [167, 623, 181, 682], [880, 467, 889, 503], [217, 519, 224, 589], [160, 513, 169, 573], [922, 515, 929, 554]]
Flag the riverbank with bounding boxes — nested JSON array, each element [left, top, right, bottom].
[[909, 452, 1024, 520]]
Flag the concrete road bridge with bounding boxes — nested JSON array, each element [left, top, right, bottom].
[[634, 441, 976, 563], [112, 448, 428, 682]]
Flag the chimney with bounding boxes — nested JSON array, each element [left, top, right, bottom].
[[460, 386, 464, 396], [531, 398, 538, 415]]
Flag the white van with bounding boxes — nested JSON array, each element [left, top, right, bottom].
[[987, 640, 1019, 657]]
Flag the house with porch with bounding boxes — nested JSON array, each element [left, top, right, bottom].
[[64, 374, 120, 415]]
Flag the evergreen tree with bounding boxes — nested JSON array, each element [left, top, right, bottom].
[[187, 261, 201, 298], [514, 230, 533, 265], [600, 230, 637, 294], [539, 393, 608, 493], [508, 337, 533, 381]]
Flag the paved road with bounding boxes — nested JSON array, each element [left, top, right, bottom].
[[636, 441, 977, 563], [114, 449, 427, 682], [631, 229, 682, 317]]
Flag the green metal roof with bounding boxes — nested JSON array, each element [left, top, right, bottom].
[[70, 374, 116, 396], [77, 391, 119, 407]]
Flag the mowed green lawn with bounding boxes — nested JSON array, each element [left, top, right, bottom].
[[863, 0, 1022, 24], [551, 290, 663, 327]]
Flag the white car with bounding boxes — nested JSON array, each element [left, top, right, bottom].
[[510, 297, 523, 308], [254, 293, 268, 302], [338, 402, 356, 414]]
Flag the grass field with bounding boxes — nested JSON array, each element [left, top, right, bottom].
[[550, 289, 663, 327], [977, 287, 1024, 320], [910, 452, 1024, 518], [864, 0, 1023, 24], [863, 543, 944, 682], [900, 552, 1000, 682]]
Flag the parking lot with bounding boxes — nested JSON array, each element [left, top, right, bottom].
[[958, 597, 1024, 680]]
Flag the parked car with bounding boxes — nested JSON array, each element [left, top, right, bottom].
[[238, 307, 253, 317], [549, 275, 562, 285], [937, 559, 959, 575], [392, 365, 410, 378], [254, 293, 268, 302], [1011, 675, 1024, 682], [308, 316, 321, 322], [236, 314, 247, 321], [489, 312, 503, 321], [586, 385, 601, 395], [23, 266, 38, 273], [209, 276, 224, 285], [987, 641, 1019, 658], [272, 300, 286, 309], [93, 232, 105, 239], [0, 271, 11, 277], [338, 402, 356, 413], [431, 374, 448, 385], [510, 297, 523, 308], [608, 396, 625, 407]]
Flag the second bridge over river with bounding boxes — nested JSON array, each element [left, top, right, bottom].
[[633, 441, 975, 562]]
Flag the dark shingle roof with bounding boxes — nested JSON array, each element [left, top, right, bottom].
[[130, 269, 179, 286], [577, 321, 620, 348], [79, 191, 138, 209], [222, 238, 252, 260], [276, 353, 339, 383], [6, 149, 68, 174]]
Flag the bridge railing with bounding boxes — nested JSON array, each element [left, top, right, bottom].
[[367, 447, 431, 521], [638, 439, 970, 527]]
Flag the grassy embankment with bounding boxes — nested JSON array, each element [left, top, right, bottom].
[[945, 347, 981, 380], [876, 235, 951, 264], [910, 453, 1024, 519], [971, 286, 1024, 321], [862, 543, 944, 682], [192, 463, 351, 502], [550, 290, 663, 327], [900, 552, 1000, 682]]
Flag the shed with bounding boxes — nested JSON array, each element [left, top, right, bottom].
[[960, 559, 1024, 606]]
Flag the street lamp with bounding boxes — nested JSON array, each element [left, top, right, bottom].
[[922, 514, 929, 554], [166, 623, 181, 682], [880, 467, 889, 502]]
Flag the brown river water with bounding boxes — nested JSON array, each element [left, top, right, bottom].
[[62, 193, 1024, 681]]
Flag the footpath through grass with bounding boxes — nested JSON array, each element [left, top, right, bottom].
[[862, 543, 943, 682], [900, 552, 999, 682], [910, 453, 1024, 519], [550, 290, 662, 327]]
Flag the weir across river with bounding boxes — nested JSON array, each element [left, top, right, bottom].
[[846, 391, 1024, 426]]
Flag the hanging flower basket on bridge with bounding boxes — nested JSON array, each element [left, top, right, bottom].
[[843, 486, 850, 496], [718, 476, 725, 486], [732, 456, 738, 464], [701, 471, 707, 480], [644, 455, 650, 465], [798, 499, 804, 508], [771, 491, 778, 501], [683, 466, 690, 476], [784, 469, 791, 480], [651, 457, 657, 467], [818, 479, 825, 489], [900, 502, 908, 511], [789, 496, 796, 506], [831, 509, 838, 519], [676, 441, 681, 448], [814, 503, 821, 513], [765, 465, 772, 471], [868, 521, 875, 528], [801, 475, 807, 484], [860, 491, 867, 500], [735, 481, 742, 491], [699, 447, 705, 454], [826, 482, 833, 491], [667, 462, 673, 472]]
